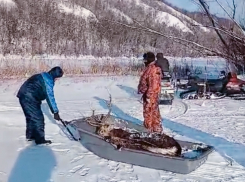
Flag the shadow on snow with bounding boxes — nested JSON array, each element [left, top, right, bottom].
[[8, 145, 57, 182]]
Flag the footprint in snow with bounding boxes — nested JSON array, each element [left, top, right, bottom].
[[0, 105, 21, 112], [97, 174, 111, 181], [98, 159, 108, 166], [109, 163, 134, 173], [48, 142, 62, 146], [129, 175, 139, 181], [51, 148, 70, 153], [79, 168, 90, 176], [0, 171, 7, 175], [171, 179, 199, 182], [108, 161, 119, 167], [58, 172, 65, 176], [160, 176, 173, 181], [69, 165, 84, 174], [17, 135, 26, 140], [108, 161, 119, 172], [49, 143, 71, 152], [122, 164, 134, 173], [110, 166, 119, 173], [17, 136, 35, 150], [70, 155, 84, 163], [108, 178, 121, 182]]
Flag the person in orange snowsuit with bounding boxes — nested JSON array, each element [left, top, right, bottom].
[[138, 52, 163, 133]]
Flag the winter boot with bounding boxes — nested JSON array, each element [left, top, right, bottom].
[[26, 137, 35, 141], [35, 138, 52, 145]]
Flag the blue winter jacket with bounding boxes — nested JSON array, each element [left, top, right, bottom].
[[17, 67, 63, 114], [41, 72, 59, 113]]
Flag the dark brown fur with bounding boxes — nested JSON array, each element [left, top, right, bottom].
[[104, 128, 182, 156]]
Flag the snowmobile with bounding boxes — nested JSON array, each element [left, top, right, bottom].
[[180, 81, 226, 100], [159, 72, 175, 105], [225, 73, 245, 100], [179, 71, 245, 100]]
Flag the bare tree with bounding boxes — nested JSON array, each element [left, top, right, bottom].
[[197, 0, 245, 67], [104, 0, 245, 65]]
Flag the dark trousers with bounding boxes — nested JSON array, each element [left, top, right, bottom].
[[19, 97, 45, 143]]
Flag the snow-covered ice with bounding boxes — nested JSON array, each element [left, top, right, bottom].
[[1, 75, 245, 182]]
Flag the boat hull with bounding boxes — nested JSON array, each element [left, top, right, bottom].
[[72, 116, 214, 174]]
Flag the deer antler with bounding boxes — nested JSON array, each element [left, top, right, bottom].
[[107, 87, 112, 115], [88, 101, 95, 117], [86, 88, 113, 127], [107, 92, 112, 116], [101, 88, 112, 124], [85, 101, 102, 127]]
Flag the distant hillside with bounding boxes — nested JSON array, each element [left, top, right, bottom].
[[0, 0, 229, 57], [162, 0, 235, 29]]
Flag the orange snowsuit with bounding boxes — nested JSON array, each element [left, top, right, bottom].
[[138, 62, 162, 133]]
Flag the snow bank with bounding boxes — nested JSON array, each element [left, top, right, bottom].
[[155, 11, 192, 33], [57, 3, 98, 22]]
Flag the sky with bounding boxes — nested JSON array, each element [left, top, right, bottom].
[[164, 0, 244, 22]]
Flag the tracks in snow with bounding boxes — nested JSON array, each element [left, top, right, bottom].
[[163, 99, 188, 119]]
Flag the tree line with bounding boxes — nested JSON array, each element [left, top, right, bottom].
[[0, 0, 225, 58]]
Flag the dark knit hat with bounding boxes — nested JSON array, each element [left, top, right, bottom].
[[48, 66, 64, 79], [145, 52, 155, 62], [156, 53, 163, 59]]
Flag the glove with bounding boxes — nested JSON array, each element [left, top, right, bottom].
[[54, 113, 62, 121], [142, 94, 150, 104], [146, 98, 150, 103]]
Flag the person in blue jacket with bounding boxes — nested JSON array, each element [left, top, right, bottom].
[[17, 66, 64, 145]]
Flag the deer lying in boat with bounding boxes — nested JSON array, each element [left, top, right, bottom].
[[86, 94, 182, 157]]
